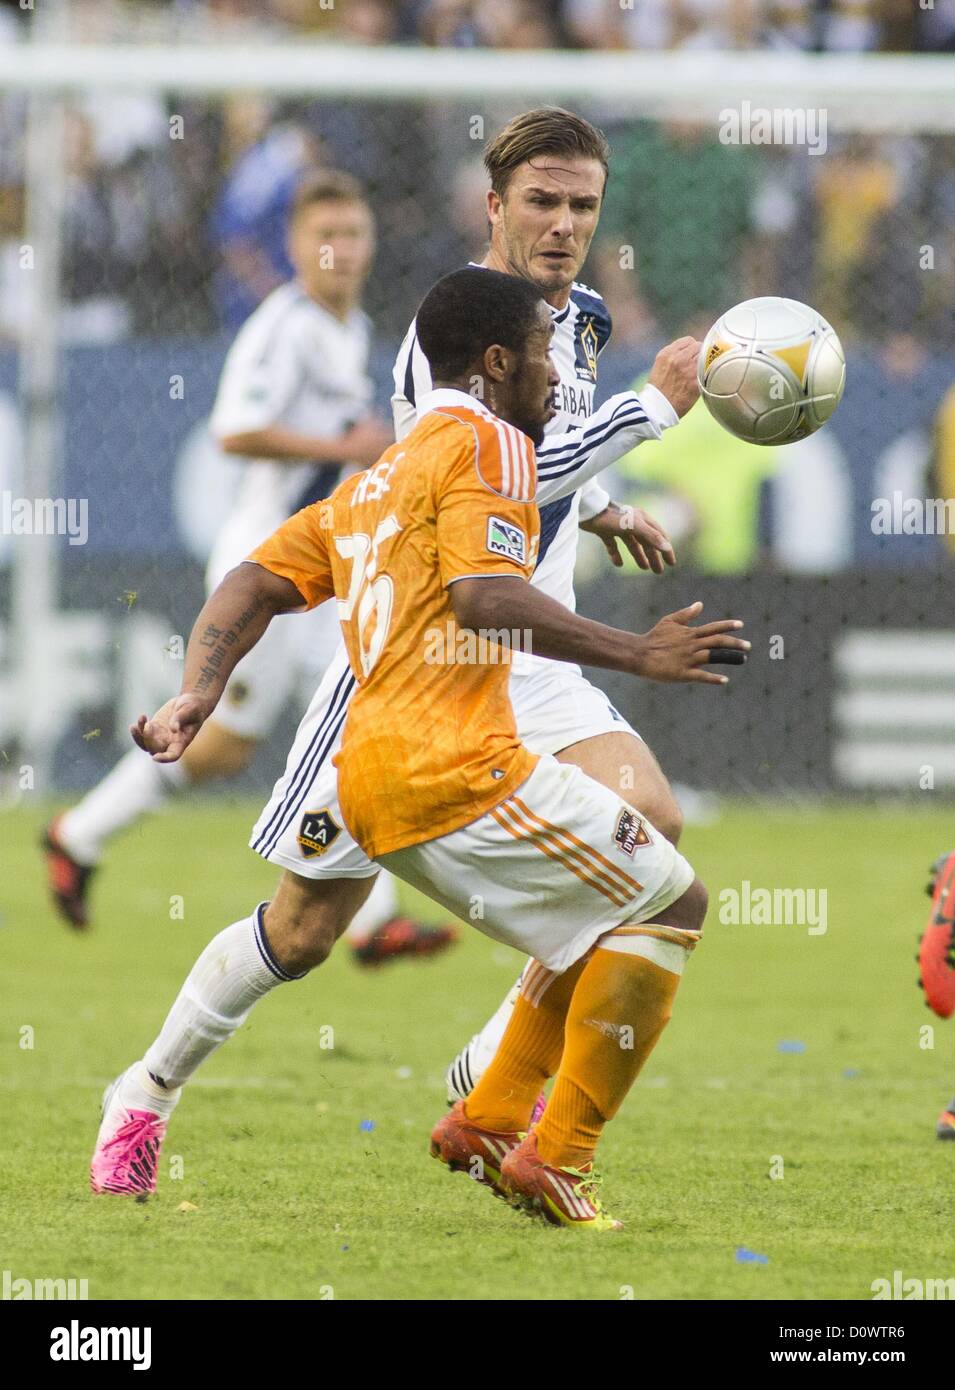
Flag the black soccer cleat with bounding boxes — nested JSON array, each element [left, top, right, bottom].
[[41, 816, 97, 929], [351, 917, 457, 967], [936, 1099, 955, 1141]]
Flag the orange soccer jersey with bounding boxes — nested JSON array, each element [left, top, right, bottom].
[[249, 390, 542, 858]]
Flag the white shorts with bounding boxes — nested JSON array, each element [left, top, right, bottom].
[[250, 645, 648, 882], [378, 756, 693, 974], [249, 645, 365, 874], [206, 509, 342, 740], [508, 657, 638, 755]]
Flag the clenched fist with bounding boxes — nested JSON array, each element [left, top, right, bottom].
[[647, 335, 702, 419]]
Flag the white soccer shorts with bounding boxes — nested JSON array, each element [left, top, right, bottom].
[[378, 756, 693, 973], [507, 657, 638, 755], [249, 644, 369, 874], [250, 646, 661, 899]]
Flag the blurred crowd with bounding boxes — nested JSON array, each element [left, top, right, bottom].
[[0, 0, 952, 350], [1, 99, 953, 358], [3, 0, 954, 53]]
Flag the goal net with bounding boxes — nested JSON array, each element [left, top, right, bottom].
[[2, 11, 954, 800]]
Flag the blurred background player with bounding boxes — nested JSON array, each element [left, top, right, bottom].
[[41, 169, 455, 966], [919, 849, 955, 1138]]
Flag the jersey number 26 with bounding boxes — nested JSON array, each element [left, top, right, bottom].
[[334, 513, 401, 677]]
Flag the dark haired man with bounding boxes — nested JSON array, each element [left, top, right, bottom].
[[92, 267, 747, 1229], [248, 109, 704, 1108]]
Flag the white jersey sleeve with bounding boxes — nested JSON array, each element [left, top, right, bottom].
[[391, 319, 434, 441], [534, 383, 679, 507], [390, 306, 680, 508], [210, 298, 308, 441], [578, 478, 610, 521]]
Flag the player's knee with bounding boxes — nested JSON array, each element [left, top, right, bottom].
[[262, 900, 338, 974], [182, 723, 258, 781], [659, 876, 708, 935], [653, 794, 683, 846]]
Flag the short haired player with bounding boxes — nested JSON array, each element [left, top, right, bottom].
[[91, 268, 748, 1228], [248, 106, 703, 1078]]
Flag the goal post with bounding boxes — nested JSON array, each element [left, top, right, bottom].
[[0, 43, 952, 131]]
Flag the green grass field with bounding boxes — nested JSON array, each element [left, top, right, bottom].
[[2, 797, 953, 1301]]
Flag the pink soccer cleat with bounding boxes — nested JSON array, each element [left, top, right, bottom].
[[919, 851, 955, 1019], [90, 1068, 169, 1196]]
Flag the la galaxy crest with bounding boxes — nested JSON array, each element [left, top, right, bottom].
[[575, 316, 600, 383], [297, 808, 342, 859]]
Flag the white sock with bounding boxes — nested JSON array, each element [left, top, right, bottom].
[[446, 969, 525, 1100], [342, 871, 399, 942], [58, 748, 189, 865], [117, 1060, 181, 1120], [143, 907, 302, 1089]]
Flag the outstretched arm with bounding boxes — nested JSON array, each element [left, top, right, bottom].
[[451, 575, 748, 686], [580, 500, 676, 574], [130, 562, 306, 762], [535, 336, 701, 506]]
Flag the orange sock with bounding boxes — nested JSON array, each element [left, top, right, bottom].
[[534, 925, 699, 1170], [464, 957, 588, 1133]]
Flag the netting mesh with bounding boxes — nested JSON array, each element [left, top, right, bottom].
[[2, 65, 954, 799]]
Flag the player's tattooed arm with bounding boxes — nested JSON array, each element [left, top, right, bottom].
[[130, 563, 305, 761], [451, 576, 749, 687]]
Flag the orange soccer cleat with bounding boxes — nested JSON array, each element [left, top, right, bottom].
[[352, 917, 457, 967], [936, 1099, 955, 1141], [429, 1100, 522, 1195], [499, 1131, 623, 1232]]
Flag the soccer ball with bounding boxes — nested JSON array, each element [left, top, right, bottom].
[[697, 296, 846, 445]]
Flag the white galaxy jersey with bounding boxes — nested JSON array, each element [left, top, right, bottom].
[[392, 273, 679, 672], [211, 281, 374, 559]]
